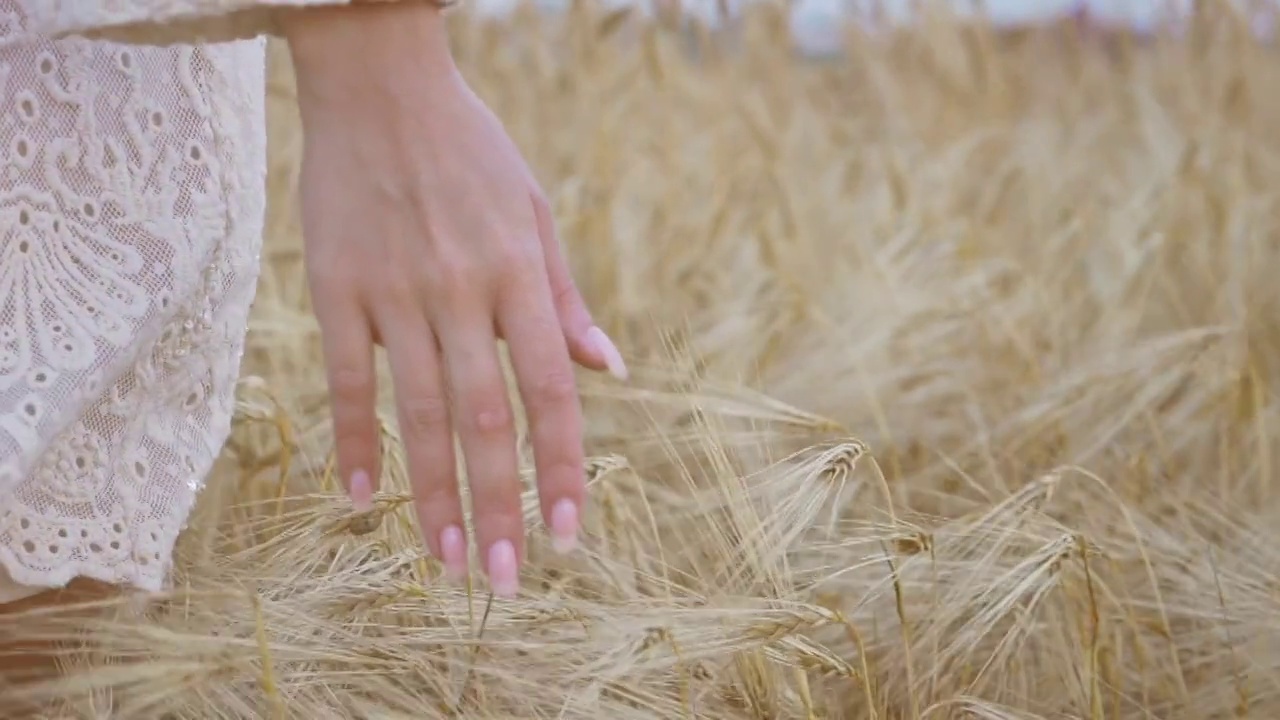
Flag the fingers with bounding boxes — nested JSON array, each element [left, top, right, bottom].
[[380, 308, 468, 582], [495, 250, 587, 556], [532, 194, 628, 381], [434, 297, 524, 598], [312, 291, 380, 511]]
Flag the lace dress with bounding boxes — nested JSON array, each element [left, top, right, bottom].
[[0, 1, 394, 604]]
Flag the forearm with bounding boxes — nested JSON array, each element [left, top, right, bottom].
[[25, 0, 435, 46]]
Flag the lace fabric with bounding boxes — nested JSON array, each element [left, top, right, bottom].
[[0, 5, 268, 594], [34, 0, 426, 46]]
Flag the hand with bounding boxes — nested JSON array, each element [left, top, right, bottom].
[[282, 4, 628, 597]]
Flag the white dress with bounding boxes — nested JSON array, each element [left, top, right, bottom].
[[0, 0, 386, 603]]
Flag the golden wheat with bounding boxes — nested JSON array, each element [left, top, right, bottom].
[[6, 3, 1280, 718]]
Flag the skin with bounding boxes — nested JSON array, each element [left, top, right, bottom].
[[0, 5, 606, 690], [0, 578, 115, 712], [280, 2, 627, 597]]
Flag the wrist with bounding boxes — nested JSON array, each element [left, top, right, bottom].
[[282, 3, 458, 110]]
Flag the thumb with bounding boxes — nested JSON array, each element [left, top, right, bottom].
[[532, 193, 628, 381]]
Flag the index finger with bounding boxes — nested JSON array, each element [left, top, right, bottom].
[[495, 252, 587, 555]]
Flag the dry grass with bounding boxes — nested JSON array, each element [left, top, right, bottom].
[[7, 4, 1280, 718]]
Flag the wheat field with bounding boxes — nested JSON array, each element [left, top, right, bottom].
[[6, 4, 1280, 718]]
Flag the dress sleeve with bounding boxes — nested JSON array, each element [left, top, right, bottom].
[[24, 0, 431, 46]]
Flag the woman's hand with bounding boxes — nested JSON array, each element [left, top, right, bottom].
[[281, 3, 627, 597]]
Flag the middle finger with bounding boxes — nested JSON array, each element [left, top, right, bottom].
[[434, 290, 524, 598], [379, 304, 468, 583]]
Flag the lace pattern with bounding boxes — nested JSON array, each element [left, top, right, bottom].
[[28, 0, 428, 46], [0, 11, 267, 593]]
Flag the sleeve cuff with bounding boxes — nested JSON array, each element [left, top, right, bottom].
[[34, 0, 429, 46]]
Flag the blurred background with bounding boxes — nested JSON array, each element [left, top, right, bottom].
[[21, 2, 1280, 718], [464, 0, 1272, 53]]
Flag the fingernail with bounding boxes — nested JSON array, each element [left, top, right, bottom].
[[587, 326, 628, 381], [439, 525, 468, 581], [550, 498, 579, 554], [349, 469, 374, 512], [487, 540, 519, 598]]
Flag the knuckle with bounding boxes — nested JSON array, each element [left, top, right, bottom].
[[472, 485, 523, 521], [308, 262, 352, 290], [496, 243, 542, 283], [429, 255, 481, 300], [481, 512, 525, 541], [399, 394, 451, 438], [378, 273, 419, 310], [541, 452, 585, 480], [329, 365, 373, 405], [333, 423, 372, 456], [415, 479, 460, 510], [540, 460, 586, 497], [550, 277, 577, 309], [331, 411, 374, 457], [464, 395, 514, 438], [526, 368, 578, 411]]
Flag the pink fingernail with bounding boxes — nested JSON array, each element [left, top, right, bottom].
[[550, 499, 579, 554], [487, 540, 519, 598], [587, 326, 629, 381], [349, 469, 374, 512], [439, 525, 468, 581]]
